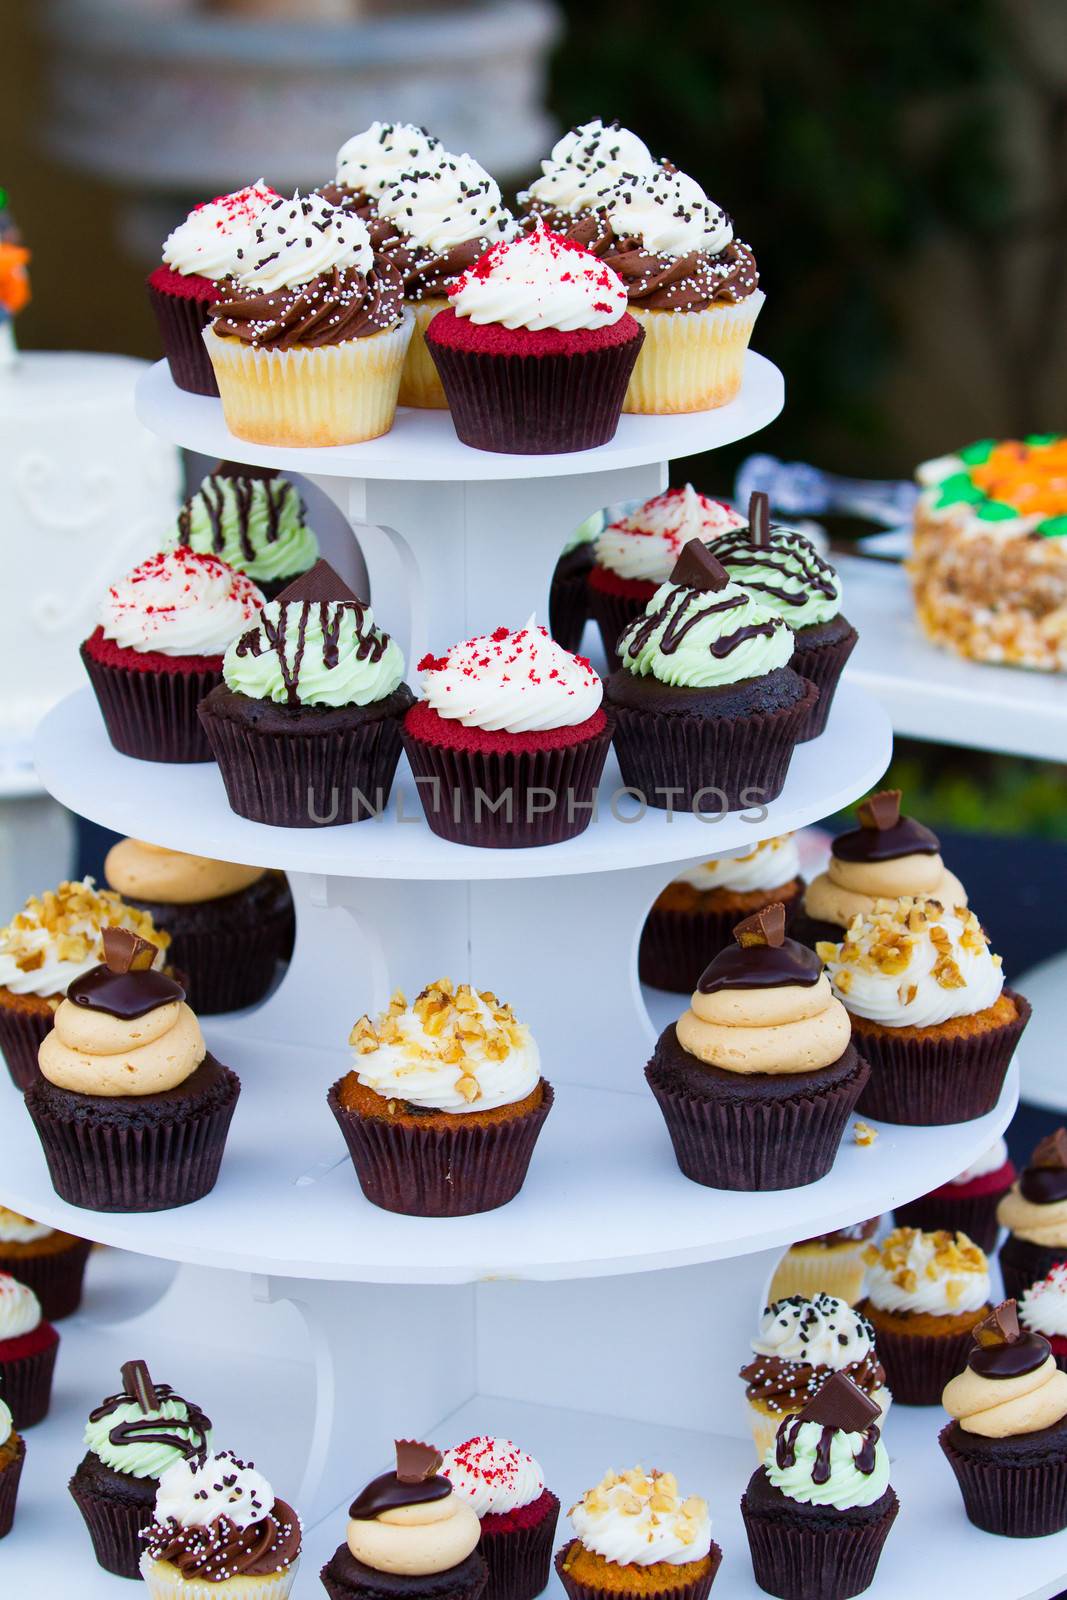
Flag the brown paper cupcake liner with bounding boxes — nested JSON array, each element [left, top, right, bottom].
[[610, 680, 819, 814], [480, 1494, 560, 1600], [0, 1238, 92, 1320], [0, 1333, 58, 1428], [427, 334, 643, 455], [69, 1476, 155, 1579], [854, 989, 1030, 1126], [125, 880, 293, 1015], [740, 1488, 898, 1600], [554, 1541, 722, 1600], [81, 643, 220, 763], [199, 697, 408, 829], [586, 582, 648, 675], [328, 1079, 554, 1217], [400, 722, 613, 849], [549, 550, 595, 655], [645, 1052, 869, 1191], [23, 1058, 240, 1212], [792, 625, 859, 742], [893, 1186, 1011, 1255], [860, 1314, 980, 1405], [639, 888, 803, 994], [940, 1423, 1067, 1537], [321, 1551, 489, 1600], [0, 1435, 25, 1539], [1000, 1234, 1067, 1303], [147, 280, 219, 396], [0, 1002, 53, 1090]]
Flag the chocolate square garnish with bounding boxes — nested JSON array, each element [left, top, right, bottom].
[[395, 1439, 443, 1484], [1032, 1130, 1067, 1171], [275, 559, 362, 607], [798, 1370, 880, 1432], [102, 927, 157, 974], [669, 539, 731, 593], [973, 1300, 1021, 1348], [212, 459, 277, 482], [748, 490, 771, 547], [121, 1359, 159, 1415], [734, 902, 787, 949], [857, 789, 902, 832]]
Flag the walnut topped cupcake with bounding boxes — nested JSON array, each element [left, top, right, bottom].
[[0, 1394, 24, 1540], [556, 1465, 720, 1600]]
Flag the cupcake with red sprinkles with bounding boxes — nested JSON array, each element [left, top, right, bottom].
[[1020, 1265, 1067, 1373], [0, 1273, 59, 1430], [148, 181, 278, 395], [81, 550, 264, 763], [425, 219, 643, 453], [442, 1436, 559, 1600], [893, 1136, 1015, 1253], [401, 617, 613, 847]]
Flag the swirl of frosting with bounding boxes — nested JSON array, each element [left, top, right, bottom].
[[673, 835, 801, 895], [349, 979, 539, 1115], [161, 182, 279, 280], [804, 855, 967, 930], [99, 551, 264, 660], [440, 1437, 545, 1516], [0, 1398, 12, 1448], [0, 1208, 53, 1245], [594, 487, 746, 584], [233, 191, 372, 292], [821, 899, 1003, 1027], [998, 1185, 1067, 1246], [950, 1137, 1010, 1186], [522, 120, 656, 215], [154, 1451, 276, 1530], [569, 1467, 711, 1566], [943, 1350, 1067, 1437], [677, 967, 851, 1076], [1020, 1265, 1067, 1339], [211, 259, 405, 350], [165, 465, 318, 585], [224, 589, 405, 709], [85, 1385, 211, 1479], [417, 618, 602, 733], [377, 151, 513, 255], [618, 575, 794, 688], [707, 525, 843, 628], [863, 1228, 990, 1316], [765, 1418, 890, 1509], [0, 878, 170, 1000], [335, 122, 443, 199], [752, 1294, 877, 1369], [602, 167, 734, 258], [38, 987, 205, 1097], [104, 839, 264, 906], [566, 208, 759, 311], [449, 222, 628, 331], [347, 1491, 480, 1576], [0, 1275, 42, 1339]]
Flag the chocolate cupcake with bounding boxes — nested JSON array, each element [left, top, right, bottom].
[[163, 460, 319, 601], [0, 1397, 24, 1540], [706, 493, 857, 739], [741, 1372, 898, 1600], [322, 1439, 489, 1600], [199, 560, 412, 829], [941, 1299, 1067, 1536], [148, 181, 279, 394], [401, 619, 612, 848], [0, 1274, 59, 1428], [24, 927, 240, 1212], [606, 542, 816, 815], [323, 121, 444, 220], [767, 1220, 880, 1308], [0, 1206, 91, 1321], [441, 1437, 559, 1600], [893, 1136, 1015, 1253], [104, 838, 293, 1015], [140, 1448, 302, 1596], [645, 904, 869, 1191], [549, 510, 600, 654], [519, 119, 657, 232], [821, 896, 1028, 1126], [794, 788, 967, 949], [639, 833, 804, 995], [331, 978, 552, 1217], [425, 223, 643, 454], [856, 1227, 992, 1405], [585, 486, 747, 672], [0, 878, 171, 1091], [555, 1463, 720, 1600], [81, 549, 265, 764], [999, 1130, 1067, 1300], [70, 1359, 212, 1580]]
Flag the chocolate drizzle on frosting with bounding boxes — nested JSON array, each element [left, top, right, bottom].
[[349, 1440, 452, 1521], [232, 559, 390, 707], [68, 928, 184, 1019], [176, 464, 303, 567], [710, 522, 838, 611], [774, 1372, 881, 1484], [698, 902, 822, 992], [831, 789, 940, 863], [967, 1299, 1051, 1379], [621, 541, 779, 664], [89, 1362, 210, 1459], [1020, 1129, 1067, 1205]]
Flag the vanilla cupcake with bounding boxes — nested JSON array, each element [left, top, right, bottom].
[[442, 1436, 559, 1600], [323, 120, 443, 218], [767, 1219, 880, 1307], [999, 1130, 1067, 1300], [556, 1465, 720, 1600], [0, 1206, 91, 1320], [519, 119, 657, 229]]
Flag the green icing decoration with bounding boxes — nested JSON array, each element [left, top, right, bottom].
[[618, 577, 794, 689], [933, 472, 984, 509], [713, 530, 842, 629], [164, 471, 319, 585], [1024, 434, 1061, 448], [1036, 515, 1067, 539], [957, 440, 996, 465], [764, 1421, 891, 1510], [224, 595, 405, 708], [975, 500, 1018, 522], [84, 1398, 211, 1481]]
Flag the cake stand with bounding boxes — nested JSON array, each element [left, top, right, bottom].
[[4, 357, 1059, 1598]]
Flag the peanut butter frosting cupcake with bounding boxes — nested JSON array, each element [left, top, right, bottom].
[[555, 1465, 720, 1600], [999, 1129, 1067, 1301], [24, 927, 240, 1212], [646, 903, 868, 1191], [0, 1206, 91, 1321], [0, 1396, 24, 1541], [940, 1299, 1067, 1536], [330, 978, 553, 1216]]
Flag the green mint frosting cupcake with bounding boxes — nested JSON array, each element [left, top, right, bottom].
[[616, 574, 794, 686], [83, 1390, 211, 1480], [222, 586, 404, 708], [165, 461, 318, 598]]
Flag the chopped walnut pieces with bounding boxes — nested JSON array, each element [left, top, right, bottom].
[[853, 1121, 877, 1146], [815, 941, 840, 964], [348, 1015, 379, 1053], [0, 878, 170, 976], [898, 983, 918, 1008], [869, 1225, 986, 1287], [347, 976, 533, 1101]]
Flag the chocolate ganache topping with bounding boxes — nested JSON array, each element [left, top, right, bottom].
[[68, 928, 184, 1019], [967, 1300, 1051, 1380], [89, 1360, 210, 1458], [698, 903, 822, 993], [832, 790, 940, 864], [775, 1372, 882, 1484], [349, 1440, 453, 1520], [175, 462, 304, 566], [1020, 1130, 1067, 1206]]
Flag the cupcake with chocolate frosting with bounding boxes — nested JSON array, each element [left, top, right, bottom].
[[163, 461, 319, 601], [0, 1396, 23, 1540], [321, 1439, 488, 1600], [0, 1206, 91, 1320], [741, 1371, 898, 1600], [893, 1136, 1015, 1253], [70, 1359, 212, 1579], [0, 1273, 59, 1429], [204, 191, 412, 446], [707, 492, 857, 739], [940, 1298, 1067, 1536], [441, 1437, 559, 1600], [646, 903, 868, 1191], [999, 1130, 1067, 1300], [140, 1448, 302, 1597], [519, 119, 657, 231], [104, 838, 293, 1015], [199, 559, 412, 829], [767, 1219, 880, 1308], [24, 927, 241, 1212], [606, 541, 817, 814], [555, 1464, 720, 1600], [322, 121, 443, 220]]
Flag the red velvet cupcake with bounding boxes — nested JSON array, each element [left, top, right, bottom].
[[1019, 1265, 1067, 1372], [0, 1275, 59, 1429], [82, 550, 264, 763], [148, 181, 278, 394], [442, 1437, 559, 1600], [401, 619, 612, 847], [426, 221, 642, 453], [893, 1136, 1015, 1253]]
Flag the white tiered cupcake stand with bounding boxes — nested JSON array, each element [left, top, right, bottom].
[[2, 354, 1060, 1598]]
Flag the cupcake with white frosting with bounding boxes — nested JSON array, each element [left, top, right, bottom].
[[80, 549, 264, 763], [639, 834, 804, 994], [0, 1273, 59, 1429], [330, 978, 553, 1216], [401, 617, 612, 848], [893, 1135, 1015, 1253], [519, 119, 657, 229], [323, 121, 443, 219], [820, 895, 1029, 1126], [856, 1227, 992, 1405], [0, 1395, 22, 1541], [999, 1129, 1067, 1301], [204, 190, 413, 446], [1019, 1265, 1067, 1372], [442, 1436, 559, 1600], [555, 1465, 720, 1600], [0, 1206, 91, 1321], [425, 221, 643, 453]]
